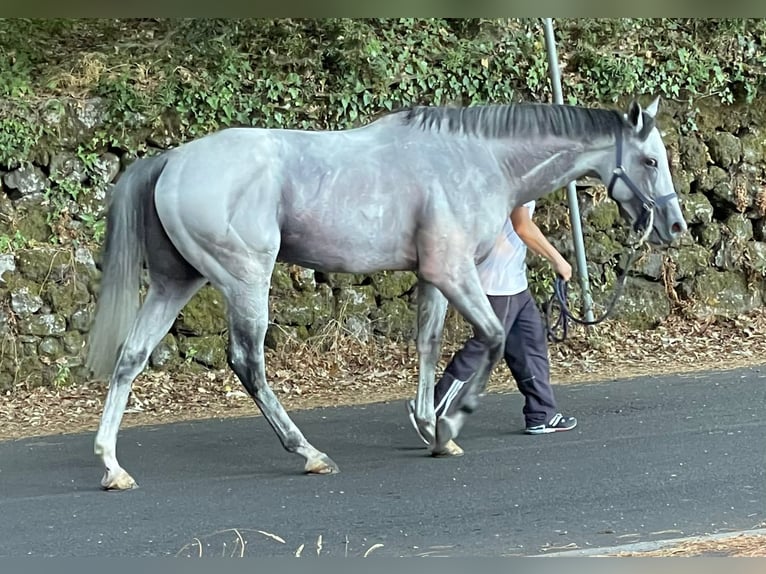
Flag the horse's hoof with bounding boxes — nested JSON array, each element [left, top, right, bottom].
[[432, 439, 464, 457], [101, 468, 138, 491], [419, 426, 435, 446], [305, 453, 339, 475], [457, 392, 480, 414], [433, 413, 463, 454], [405, 399, 434, 445]]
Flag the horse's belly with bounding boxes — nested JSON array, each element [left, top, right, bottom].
[[277, 230, 416, 274]]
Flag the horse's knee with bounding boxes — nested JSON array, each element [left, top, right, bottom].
[[113, 346, 149, 379], [227, 352, 251, 388], [227, 345, 267, 400], [486, 327, 505, 360], [226, 347, 244, 375], [416, 337, 441, 361]]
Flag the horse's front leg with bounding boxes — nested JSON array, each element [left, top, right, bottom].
[[409, 280, 448, 445], [432, 268, 505, 455], [406, 279, 462, 456]]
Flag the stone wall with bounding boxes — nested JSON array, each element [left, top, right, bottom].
[[2, 97, 766, 389]]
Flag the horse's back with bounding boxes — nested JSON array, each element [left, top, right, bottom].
[[149, 124, 419, 274], [150, 121, 509, 276]]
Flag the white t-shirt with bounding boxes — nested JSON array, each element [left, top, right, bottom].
[[477, 201, 535, 296]]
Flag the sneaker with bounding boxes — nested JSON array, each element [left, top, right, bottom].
[[525, 413, 577, 435], [405, 399, 430, 445]]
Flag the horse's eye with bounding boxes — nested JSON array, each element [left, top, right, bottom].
[[645, 157, 658, 168]]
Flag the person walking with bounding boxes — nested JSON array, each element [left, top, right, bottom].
[[408, 200, 577, 443]]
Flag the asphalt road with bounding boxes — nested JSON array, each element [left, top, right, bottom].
[[1, 366, 765, 557]]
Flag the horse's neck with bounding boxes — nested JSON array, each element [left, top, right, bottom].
[[492, 134, 615, 202]]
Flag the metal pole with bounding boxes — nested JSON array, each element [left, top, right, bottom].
[[542, 17, 595, 322]]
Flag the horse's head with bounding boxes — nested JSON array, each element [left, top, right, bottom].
[[606, 96, 687, 246]]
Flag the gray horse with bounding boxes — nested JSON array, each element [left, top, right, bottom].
[[86, 97, 686, 489]]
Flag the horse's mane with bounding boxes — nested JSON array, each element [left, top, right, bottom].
[[394, 103, 629, 141]]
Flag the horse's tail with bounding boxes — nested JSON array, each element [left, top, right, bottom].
[[85, 154, 170, 380]]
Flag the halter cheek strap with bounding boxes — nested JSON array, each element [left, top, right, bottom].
[[606, 128, 677, 233], [547, 127, 679, 343]]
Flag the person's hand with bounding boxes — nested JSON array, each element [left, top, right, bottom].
[[554, 259, 572, 282]]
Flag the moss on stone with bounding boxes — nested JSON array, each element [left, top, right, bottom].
[[178, 334, 227, 369], [671, 244, 710, 279], [614, 278, 671, 329], [0, 357, 18, 391], [8, 281, 44, 316], [371, 297, 416, 339], [370, 270, 418, 299], [583, 233, 622, 265], [746, 241, 766, 276], [319, 272, 367, 288], [697, 166, 728, 193], [307, 283, 334, 334], [69, 306, 93, 332], [679, 135, 710, 176], [586, 201, 619, 232], [335, 285, 376, 319], [693, 223, 722, 249], [723, 213, 753, 241], [270, 262, 293, 294], [3, 273, 37, 299], [713, 238, 746, 272], [12, 356, 46, 388], [672, 170, 693, 196], [61, 330, 84, 356], [149, 333, 180, 369], [682, 193, 714, 225], [264, 323, 302, 350], [12, 208, 51, 244], [176, 285, 227, 335], [707, 131, 742, 168], [689, 269, 760, 319], [633, 251, 664, 280], [741, 130, 766, 165], [18, 314, 66, 337], [14, 248, 68, 283], [38, 336, 63, 357], [271, 285, 333, 329], [43, 278, 91, 318], [288, 265, 316, 291]]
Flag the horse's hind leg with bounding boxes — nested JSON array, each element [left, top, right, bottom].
[[95, 276, 205, 490], [222, 275, 338, 475]]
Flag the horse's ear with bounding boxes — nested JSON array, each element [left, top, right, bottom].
[[625, 99, 656, 138], [636, 96, 660, 139], [626, 100, 642, 128], [644, 95, 660, 118]]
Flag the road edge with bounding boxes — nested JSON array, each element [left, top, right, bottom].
[[532, 527, 766, 557]]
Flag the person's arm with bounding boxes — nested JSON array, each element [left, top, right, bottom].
[[510, 206, 572, 281]]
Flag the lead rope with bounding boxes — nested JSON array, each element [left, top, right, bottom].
[[544, 209, 653, 343]]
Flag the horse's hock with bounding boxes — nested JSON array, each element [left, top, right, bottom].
[[2, 100, 766, 390]]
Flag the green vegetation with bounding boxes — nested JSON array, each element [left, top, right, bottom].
[[1, 18, 764, 249], [2, 18, 766, 159]]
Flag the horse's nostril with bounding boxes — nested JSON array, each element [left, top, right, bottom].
[[671, 221, 685, 235]]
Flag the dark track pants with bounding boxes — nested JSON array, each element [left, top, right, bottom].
[[433, 289, 558, 427]]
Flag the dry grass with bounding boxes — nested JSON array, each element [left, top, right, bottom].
[[48, 52, 109, 97], [609, 532, 766, 557], [174, 527, 387, 558], [3, 307, 766, 442]]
